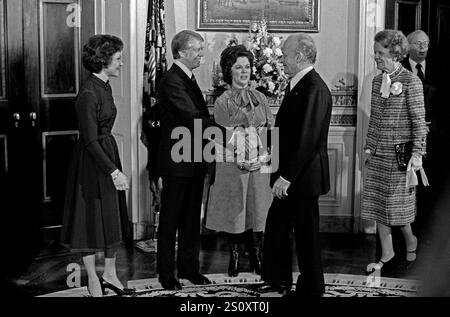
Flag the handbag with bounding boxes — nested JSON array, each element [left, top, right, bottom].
[[394, 141, 413, 171]]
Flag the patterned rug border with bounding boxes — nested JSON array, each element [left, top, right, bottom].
[[38, 272, 420, 297]]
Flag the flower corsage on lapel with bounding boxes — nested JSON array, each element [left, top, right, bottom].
[[390, 82, 403, 96]]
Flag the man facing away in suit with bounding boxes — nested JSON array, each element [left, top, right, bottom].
[[156, 30, 212, 290], [261, 34, 333, 297]]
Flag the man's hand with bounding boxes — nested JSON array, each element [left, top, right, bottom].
[[272, 177, 290, 199]]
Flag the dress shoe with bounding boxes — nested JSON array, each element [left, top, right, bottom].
[[178, 273, 211, 285], [294, 289, 325, 298], [99, 277, 135, 296], [404, 248, 417, 270], [257, 282, 291, 294], [159, 277, 182, 290], [282, 290, 296, 297]]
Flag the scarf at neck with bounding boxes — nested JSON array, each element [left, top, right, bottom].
[[380, 64, 400, 98], [230, 86, 260, 109]]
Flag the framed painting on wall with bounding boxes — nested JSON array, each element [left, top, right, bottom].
[[197, 0, 320, 32]]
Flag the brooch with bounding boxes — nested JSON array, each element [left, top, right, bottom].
[[390, 82, 403, 96]]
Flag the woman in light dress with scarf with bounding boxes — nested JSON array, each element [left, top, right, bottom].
[[206, 45, 274, 277]]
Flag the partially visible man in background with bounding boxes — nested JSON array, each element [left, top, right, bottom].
[[401, 30, 438, 241]]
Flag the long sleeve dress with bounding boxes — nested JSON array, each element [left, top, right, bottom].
[[206, 87, 274, 234], [361, 65, 427, 226], [61, 74, 129, 252]]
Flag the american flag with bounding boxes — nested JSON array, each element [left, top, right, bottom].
[[142, 0, 167, 180]]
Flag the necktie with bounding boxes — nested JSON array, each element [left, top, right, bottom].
[[284, 81, 291, 96], [191, 74, 197, 85], [416, 63, 425, 82]]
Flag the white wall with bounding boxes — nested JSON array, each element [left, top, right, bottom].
[[354, 0, 385, 233], [166, 0, 359, 92], [165, 0, 361, 232], [95, 0, 148, 240]]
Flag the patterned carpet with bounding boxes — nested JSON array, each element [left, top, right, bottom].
[[39, 272, 419, 297]]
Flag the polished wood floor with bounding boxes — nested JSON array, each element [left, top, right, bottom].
[[2, 232, 439, 297]]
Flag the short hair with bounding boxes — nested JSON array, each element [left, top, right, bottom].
[[220, 45, 254, 85], [407, 30, 429, 43], [374, 29, 409, 62], [288, 34, 317, 64], [82, 34, 124, 73], [171, 30, 204, 59]]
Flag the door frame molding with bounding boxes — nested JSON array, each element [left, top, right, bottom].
[[354, 0, 386, 233], [94, 0, 149, 240]]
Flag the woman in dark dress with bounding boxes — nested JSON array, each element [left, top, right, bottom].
[[61, 35, 133, 297]]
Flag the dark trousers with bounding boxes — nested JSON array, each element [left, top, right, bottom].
[[157, 176, 204, 279], [261, 194, 324, 296]]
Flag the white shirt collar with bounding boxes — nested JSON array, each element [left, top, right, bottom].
[[174, 60, 193, 79], [290, 66, 314, 91], [409, 58, 426, 76]]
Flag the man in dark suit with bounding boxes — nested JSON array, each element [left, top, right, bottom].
[[261, 34, 332, 297], [402, 30, 437, 137], [156, 30, 212, 290], [401, 30, 438, 240]]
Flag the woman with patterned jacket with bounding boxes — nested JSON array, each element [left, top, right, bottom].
[[362, 30, 427, 274]]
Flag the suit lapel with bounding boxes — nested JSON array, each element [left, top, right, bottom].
[[172, 64, 208, 115], [276, 70, 316, 126], [425, 64, 432, 83], [403, 58, 434, 84], [281, 70, 316, 106]]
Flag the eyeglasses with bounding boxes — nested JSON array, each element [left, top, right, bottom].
[[412, 41, 430, 48]]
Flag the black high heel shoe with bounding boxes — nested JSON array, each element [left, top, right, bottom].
[[405, 249, 417, 269], [100, 277, 135, 296]]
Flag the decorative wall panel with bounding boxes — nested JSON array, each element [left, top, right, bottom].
[[42, 131, 78, 202], [40, 0, 80, 97]]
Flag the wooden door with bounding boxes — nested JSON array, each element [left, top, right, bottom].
[[383, 0, 450, 260], [0, 0, 94, 264], [427, 0, 450, 87], [385, 0, 429, 35]]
